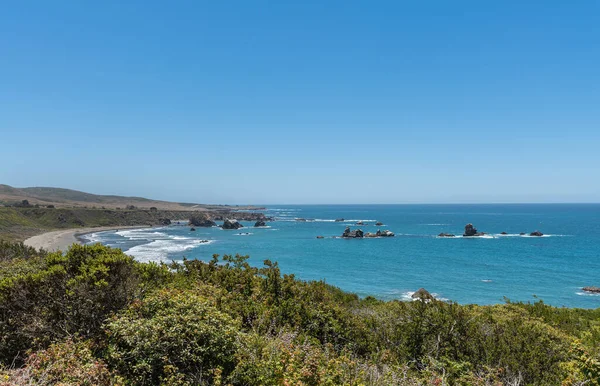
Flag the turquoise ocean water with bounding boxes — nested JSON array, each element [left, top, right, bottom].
[[83, 204, 600, 308]]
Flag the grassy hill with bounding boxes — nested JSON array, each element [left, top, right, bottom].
[[0, 184, 259, 211]]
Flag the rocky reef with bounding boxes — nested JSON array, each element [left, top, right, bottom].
[[583, 286, 600, 294], [438, 233, 455, 238], [254, 220, 266, 227], [530, 231, 544, 237], [342, 226, 364, 238]]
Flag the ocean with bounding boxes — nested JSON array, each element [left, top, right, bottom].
[[82, 204, 600, 308]]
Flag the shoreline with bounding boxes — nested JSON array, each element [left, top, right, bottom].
[[23, 225, 153, 252]]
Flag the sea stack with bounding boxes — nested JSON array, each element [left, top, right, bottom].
[[342, 226, 364, 238], [222, 219, 243, 230]]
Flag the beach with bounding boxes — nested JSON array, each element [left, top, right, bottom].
[[24, 226, 150, 252]]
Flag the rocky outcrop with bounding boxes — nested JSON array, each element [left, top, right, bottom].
[[222, 219, 243, 230], [342, 226, 364, 238], [190, 227, 196, 231], [412, 288, 434, 301], [335, 218, 345, 222], [530, 231, 544, 237], [500, 232, 508, 235], [254, 220, 266, 227], [583, 286, 600, 294], [158, 218, 171, 226], [464, 223, 485, 237], [189, 213, 217, 227], [378, 229, 395, 237], [376, 222, 384, 226], [356, 221, 365, 225], [438, 233, 455, 237]]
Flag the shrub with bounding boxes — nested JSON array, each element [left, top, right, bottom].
[[106, 288, 240, 385], [0, 339, 115, 386]]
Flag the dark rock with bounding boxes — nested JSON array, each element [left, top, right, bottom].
[[520, 232, 526, 235], [190, 227, 196, 231], [316, 236, 324, 239], [189, 213, 217, 227], [342, 226, 364, 238], [412, 288, 434, 301], [438, 233, 456, 237], [464, 223, 478, 236], [463, 223, 485, 237], [500, 232, 508, 235], [356, 221, 365, 225], [379, 230, 395, 237], [335, 218, 345, 222], [530, 231, 544, 237], [364, 232, 378, 238], [376, 222, 384, 226], [254, 220, 267, 227], [583, 286, 600, 294], [296, 218, 307, 222], [222, 219, 243, 230], [158, 218, 171, 226]]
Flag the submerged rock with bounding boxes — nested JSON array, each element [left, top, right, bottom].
[[222, 219, 243, 230], [296, 218, 307, 222], [342, 226, 364, 238], [530, 231, 544, 237], [500, 232, 508, 235], [254, 220, 266, 227], [335, 218, 345, 222], [356, 221, 365, 225], [376, 222, 384, 226], [438, 233, 456, 238], [412, 288, 434, 301], [316, 235, 324, 239], [583, 286, 600, 294], [190, 227, 196, 231]]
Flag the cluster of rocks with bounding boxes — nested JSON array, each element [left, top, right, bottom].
[[438, 224, 545, 238], [341, 226, 395, 238]]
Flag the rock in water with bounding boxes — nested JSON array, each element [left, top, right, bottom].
[[222, 219, 243, 230], [438, 233, 456, 237], [190, 227, 196, 231], [464, 223, 478, 236], [254, 220, 266, 227], [296, 218, 307, 222], [342, 226, 364, 238], [356, 221, 365, 225], [583, 286, 600, 293], [376, 222, 384, 226], [316, 236, 324, 239], [500, 232, 508, 235], [379, 230, 395, 237], [530, 231, 544, 237], [412, 288, 434, 301], [189, 213, 217, 227], [335, 218, 345, 222]]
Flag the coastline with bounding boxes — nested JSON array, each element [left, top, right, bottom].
[[23, 225, 152, 252]]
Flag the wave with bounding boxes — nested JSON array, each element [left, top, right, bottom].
[[235, 232, 253, 236], [576, 291, 600, 297], [125, 239, 213, 263], [423, 223, 449, 226]]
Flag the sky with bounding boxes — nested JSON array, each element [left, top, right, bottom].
[[1, 1, 599, 204]]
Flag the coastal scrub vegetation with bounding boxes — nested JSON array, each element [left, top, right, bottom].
[[0, 243, 599, 385]]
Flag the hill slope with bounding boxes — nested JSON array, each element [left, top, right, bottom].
[[0, 184, 249, 211]]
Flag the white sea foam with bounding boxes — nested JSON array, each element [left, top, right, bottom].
[[235, 232, 253, 236], [481, 279, 493, 283], [423, 223, 449, 226], [125, 239, 213, 263], [576, 291, 600, 297]]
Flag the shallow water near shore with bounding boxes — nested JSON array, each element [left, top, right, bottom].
[[83, 204, 600, 308]]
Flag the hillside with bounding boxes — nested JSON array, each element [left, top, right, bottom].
[[0, 184, 259, 211]]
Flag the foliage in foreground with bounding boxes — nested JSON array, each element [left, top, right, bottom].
[[0, 243, 599, 385]]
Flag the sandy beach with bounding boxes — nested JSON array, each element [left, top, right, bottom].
[[24, 226, 150, 252]]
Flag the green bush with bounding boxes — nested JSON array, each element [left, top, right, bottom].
[[106, 288, 240, 385]]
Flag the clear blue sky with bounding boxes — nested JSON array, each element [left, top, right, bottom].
[[1, 1, 598, 204]]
